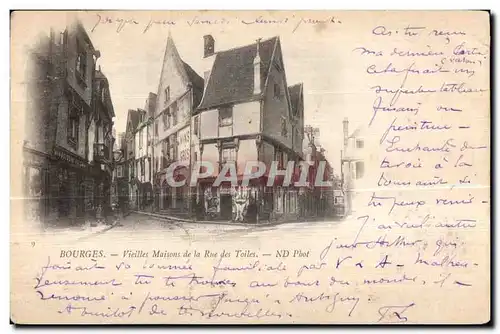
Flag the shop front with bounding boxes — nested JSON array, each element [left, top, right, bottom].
[[46, 147, 92, 225], [129, 178, 140, 210], [22, 146, 50, 224], [198, 180, 261, 223], [158, 165, 190, 213], [139, 181, 153, 211]]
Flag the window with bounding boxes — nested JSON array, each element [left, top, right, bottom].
[[160, 140, 168, 168], [139, 129, 143, 149], [276, 187, 284, 213], [68, 108, 79, 149], [169, 145, 175, 161], [281, 117, 288, 137], [274, 83, 281, 99], [155, 121, 159, 136], [275, 150, 285, 169], [164, 87, 170, 105], [75, 40, 87, 82], [171, 102, 178, 126], [161, 139, 168, 155], [290, 191, 297, 214], [116, 165, 123, 178], [355, 161, 365, 179], [356, 139, 364, 149], [169, 134, 176, 161], [221, 147, 236, 165], [162, 112, 170, 130], [141, 159, 145, 177], [101, 87, 106, 103], [130, 161, 135, 178], [193, 115, 200, 136], [219, 107, 233, 127]]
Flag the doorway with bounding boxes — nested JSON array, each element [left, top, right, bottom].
[[220, 194, 232, 220]]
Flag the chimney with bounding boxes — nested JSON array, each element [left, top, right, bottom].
[[253, 38, 262, 95], [147, 92, 157, 118], [203, 35, 215, 58], [343, 118, 349, 149]]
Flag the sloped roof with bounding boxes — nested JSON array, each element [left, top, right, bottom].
[[94, 71, 106, 80], [127, 109, 142, 134], [288, 83, 303, 116], [197, 36, 278, 110], [156, 34, 205, 113], [349, 127, 362, 139], [182, 60, 204, 109], [94, 69, 115, 118]]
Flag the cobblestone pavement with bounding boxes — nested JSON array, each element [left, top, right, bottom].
[[89, 212, 346, 244]]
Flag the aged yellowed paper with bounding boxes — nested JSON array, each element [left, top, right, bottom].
[[11, 10, 490, 324]]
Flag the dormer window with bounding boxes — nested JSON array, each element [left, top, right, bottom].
[[219, 106, 233, 127]]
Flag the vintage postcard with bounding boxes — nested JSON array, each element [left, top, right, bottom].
[[10, 10, 490, 324]]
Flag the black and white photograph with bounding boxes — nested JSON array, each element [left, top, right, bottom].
[[10, 10, 490, 324]]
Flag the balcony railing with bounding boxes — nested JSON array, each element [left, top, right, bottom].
[[94, 143, 110, 163]]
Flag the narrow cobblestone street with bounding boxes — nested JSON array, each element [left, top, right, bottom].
[[86, 212, 346, 244]]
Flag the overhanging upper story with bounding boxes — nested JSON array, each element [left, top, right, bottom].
[[194, 36, 304, 157]]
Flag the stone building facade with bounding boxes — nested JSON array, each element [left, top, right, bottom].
[[22, 21, 115, 226]]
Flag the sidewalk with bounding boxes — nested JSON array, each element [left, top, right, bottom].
[[131, 210, 281, 227], [41, 220, 121, 243]]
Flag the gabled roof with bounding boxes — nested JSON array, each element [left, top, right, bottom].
[[349, 127, 365, 139], [136, 109, 152, 131], [288, 83, 303, 117], [197, 36, 279, 110], [94, 68, 115, 118], [126, 109, 142, 134], [156, 33, 204, 114]]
